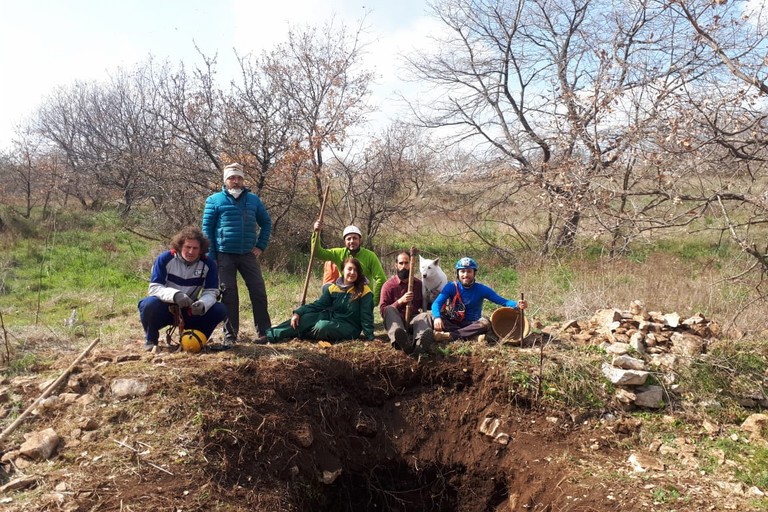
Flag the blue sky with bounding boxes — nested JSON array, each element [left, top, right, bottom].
[[0, 0, 436, 149]]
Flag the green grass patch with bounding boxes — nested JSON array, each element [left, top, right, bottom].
[[551, 264, 575, 292], [651, 485, 682, 503], [735, 445, 768, 489]]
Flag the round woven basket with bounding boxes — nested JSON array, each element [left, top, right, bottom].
[[490, 307, 530, 343]]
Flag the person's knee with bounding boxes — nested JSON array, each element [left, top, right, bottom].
[[208, 303, 228, 323], [313, 320, 331, 333], [139, 297, 165, 319], [312, 320, 341, 339]]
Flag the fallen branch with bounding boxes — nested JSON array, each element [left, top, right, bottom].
[[113, 438, 174, 475], [0, 337, 101, 444], [0, 310, 9, 364]]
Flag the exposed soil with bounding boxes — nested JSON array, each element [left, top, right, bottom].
[[0, 337, 759, 511]]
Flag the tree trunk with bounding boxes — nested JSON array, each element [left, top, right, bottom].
[[555, 209, 580, 249]]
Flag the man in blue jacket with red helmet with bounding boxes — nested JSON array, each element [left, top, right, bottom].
[[411, 257, 527, 351], [138, 227, 227, 351], [202, 163, 272, 346]]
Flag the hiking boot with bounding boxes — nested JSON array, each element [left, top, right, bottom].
[[254, 335, 268, 345], [434, 331, 452, 343], [144, 341, 158, 352], [419, 328, 435, 352], [222, 335, 236, 348], [393, 327, 414, 354]]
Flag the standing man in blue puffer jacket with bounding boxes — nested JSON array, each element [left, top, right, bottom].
[[202, 162, 272, 346]]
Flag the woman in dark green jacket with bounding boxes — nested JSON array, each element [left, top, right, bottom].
[[267, 257, 375, 342]]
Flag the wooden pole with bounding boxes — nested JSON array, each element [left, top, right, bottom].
[[300, 184, 331, 305], [0, 337, 101, 444], [404, 246, 418, 322], [519, 292, 525, 343]]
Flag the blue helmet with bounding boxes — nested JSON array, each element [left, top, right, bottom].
[[454, 257, 478, 271]]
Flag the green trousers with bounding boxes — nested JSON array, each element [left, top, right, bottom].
[[266, 310, 360, 343]]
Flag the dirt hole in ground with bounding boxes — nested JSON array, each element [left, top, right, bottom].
[[38, 343, 637, 511]]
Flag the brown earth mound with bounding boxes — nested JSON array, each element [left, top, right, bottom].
[[0, 338, 751, 511]]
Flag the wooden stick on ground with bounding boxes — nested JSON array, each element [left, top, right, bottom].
[[113, 438, 174, 475], [0, 337, 101, 444]]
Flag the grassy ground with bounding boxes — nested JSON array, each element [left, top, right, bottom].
[[2, 207, 768, 509], [1, 207, 764, 338]]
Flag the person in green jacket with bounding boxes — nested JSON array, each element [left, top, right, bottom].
[[266, 257, 375, 342], [312, 221, 387, 306]]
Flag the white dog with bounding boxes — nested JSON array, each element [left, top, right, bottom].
[[419, 255, 448, 310]]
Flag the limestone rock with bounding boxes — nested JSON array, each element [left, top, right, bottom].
[[634, 386, 665, 409], [662, 312, 680, 328], [110, 378, 148, 399], [605, 343, 631, 355], [628, 452, 665, 472], [629, 300, 645, 316], [612, 355, 646, 371], [19, 427, 60, 460], [601, 363, 649, 386], [0, 475, 39, 492], [741, 414, 768, 445], [480, 417, 501, 437], [592, 309, 622, 330], [670, 332, 705, 357]]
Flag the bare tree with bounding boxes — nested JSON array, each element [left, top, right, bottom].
[[333, 122, 434, 243], [0, 131, 53, 218], [668, 0, 768, 297], [148, 52, 225, 177], [266, 18, 375, 204], [223, 51, 312, 245], [407, 0, 722, 252], [224, 51, 302, 195]]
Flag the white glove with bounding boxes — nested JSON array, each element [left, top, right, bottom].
[[173, 292, 193, 308], [190, 301, 206, 316]]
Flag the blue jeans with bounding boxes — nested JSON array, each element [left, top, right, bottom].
[[217, 252, 272, 338], [138, 296, 227, 343]]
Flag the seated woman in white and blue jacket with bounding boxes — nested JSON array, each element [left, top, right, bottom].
[[138, 227, 227, 351]]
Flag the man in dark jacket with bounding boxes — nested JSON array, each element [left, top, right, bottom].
[[202, 163, 272, 346]]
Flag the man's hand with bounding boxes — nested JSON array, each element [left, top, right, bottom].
[[251, 247, 263, 257], [398, 291, 414, 306], [173, 292, 193, 308], [190, 301, 206, 316], [313, 219, 323, 232], [290, 313, 300, 330], [518, 300, 528, 310], [434, 317, 445, 331]]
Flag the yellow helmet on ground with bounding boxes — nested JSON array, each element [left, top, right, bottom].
[[180, 329, 207, 353]]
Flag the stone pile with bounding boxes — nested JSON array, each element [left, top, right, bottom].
[[545, 299, 721, 356], [544, 300, 722, 410]]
